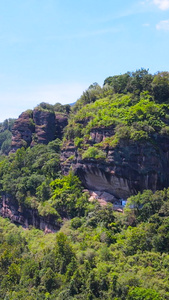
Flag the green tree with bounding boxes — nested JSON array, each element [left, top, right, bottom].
[[127, 287, 162, 300], [55, 232, 76, 274], [152, 71, 169, 103]]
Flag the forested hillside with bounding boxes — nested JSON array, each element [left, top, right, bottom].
[[0, 119, 15, 155], [1, 69, 169, 299], [1, 188, 169, 299]]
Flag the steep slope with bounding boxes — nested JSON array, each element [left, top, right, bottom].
[[0, 118, 15, 154], [11, 108, 68, 152], [61, 134, 169, 200], [1, 69, 169, 229], [61, 71, 169, 201]]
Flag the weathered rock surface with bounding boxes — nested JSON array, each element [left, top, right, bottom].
[[31, 109, 56, 145], [11, 111, 34, 151], [61, 127, 169, 200], [11, 109, 68, 151], [9, 110, 169, 226], [55, 114, 69, 139], [0, 194, 60, 233]]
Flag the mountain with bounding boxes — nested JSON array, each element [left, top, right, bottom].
[[61, 70, 169, 202], [1, 69, 169, 299], [1, 69, 169, 222], [11, 103, 69, 152]]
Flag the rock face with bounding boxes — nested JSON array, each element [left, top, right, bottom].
[[7, 108, 69, 231], [11, 109, 68, 151], [0, 194, 60, 233], [9, 108, 169, 226], [32, 109, 56, 145], [11, 111, 34, 151], [61, 127, 169, 200]]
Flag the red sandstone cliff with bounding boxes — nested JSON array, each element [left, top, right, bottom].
[[11, 108, 68, 151]]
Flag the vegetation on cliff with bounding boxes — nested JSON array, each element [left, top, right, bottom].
[[1, 187, 169, 299], [0, 119, 15, 155], [1, 68, 169, 299], [0, 141, 90, 221], [65, 69, 169, 156], [35, 102, 71, 115]]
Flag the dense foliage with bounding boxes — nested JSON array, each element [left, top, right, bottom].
[[65, 69, 169, 158], [0, 140, 91, 222], [1, 187, 169, 299], [0, 141, 61, 206], [1, 68, 169, 299], [0, 119, 15, 154], [35, 102, 71, 115]]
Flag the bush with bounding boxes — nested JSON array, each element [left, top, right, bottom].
[[82, 147, 106, 160], [71, 217, 83, 229]]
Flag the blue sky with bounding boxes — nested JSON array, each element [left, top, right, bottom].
[[0, 0, 169, 121]]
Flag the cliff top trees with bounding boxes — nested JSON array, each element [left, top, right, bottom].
[[104, 68, 153, 95], [152, 71, 169, 103]]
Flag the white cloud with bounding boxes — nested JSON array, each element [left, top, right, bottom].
[[156, 19, 169, 30], [153, 0, 169, 10], [142, 0, 169, 10]]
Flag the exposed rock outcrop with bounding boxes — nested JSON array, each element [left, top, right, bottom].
[[11, 109, 68, 151], [61, 127, 169, 200], [0, 194, 60, 233], [9, 106, 169, 227], [31, 109, 56, 145], [55, 114, 69, 140], [11, 111, 34, 151]]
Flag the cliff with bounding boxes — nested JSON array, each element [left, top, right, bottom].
[[11, 108, 68, 151], [61, 127, 169, 201], [60, 83, 169, 202], [0, 194, 60, 233], [2, 70, 169, 230], [11, 111, 34, 150]]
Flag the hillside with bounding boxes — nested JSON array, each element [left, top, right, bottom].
[[0, 118, 15, 155], [1, 68, 169, 224], [61, 70, 169, 201], [1, 69, 169, 299]]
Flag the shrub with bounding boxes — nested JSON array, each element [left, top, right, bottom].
[[71, 217, 83, 229], [82, 147, 106, 160]]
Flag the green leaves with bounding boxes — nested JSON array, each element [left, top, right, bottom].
[[0, 140, 62, 216], [50, 172, 89, 218], [1, 185, 169, 299], [0, 118, 15, 155], [82, 147, 106, 160], [152, 72, 169, 103], [127, 287, 162, 300]]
